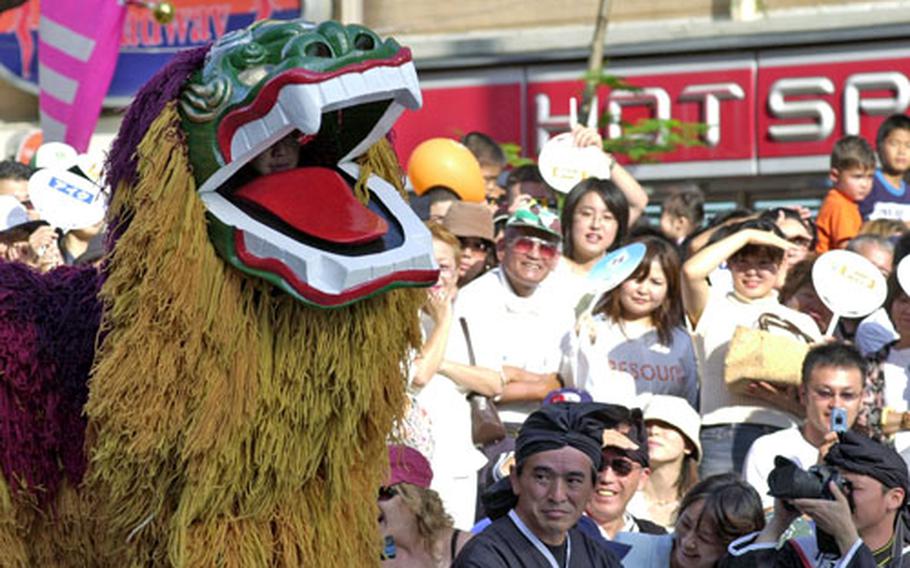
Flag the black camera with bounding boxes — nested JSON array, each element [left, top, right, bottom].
[[767, 456, 855, 555], [767, 456, 853, 507]]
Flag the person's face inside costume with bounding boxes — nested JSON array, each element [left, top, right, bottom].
[[840, 470, 905, 539], [250, 132, 301, 176], [618, 259, 668, 323], [586, 447, 648, 529], [646, 420, 691, 466], [571, 190, 618, 264], [728, 248, 780, 300], [671, 499, 728, 568], [501, 228, 559, 297], [784, 282, 832, 334], [510, 446, 595, 546], [456, 236, 491, 287], [430, 237, 458, 297], [800, 364, 863, 444]]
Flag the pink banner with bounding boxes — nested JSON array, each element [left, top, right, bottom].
[[38, 0, 126, 151]]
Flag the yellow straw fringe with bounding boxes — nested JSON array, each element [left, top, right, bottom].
[[0, 475, 97, 568], [83, 102, 421, 566], [354, 136, 407, 202], [0, 475, 28, 568], [20, 481, 97, 567]]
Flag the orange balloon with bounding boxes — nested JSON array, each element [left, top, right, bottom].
[[407, 138, 485, 203]]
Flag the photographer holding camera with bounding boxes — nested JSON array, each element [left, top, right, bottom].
[[743, 342, 866, 512], [723, 432, 910, 567]]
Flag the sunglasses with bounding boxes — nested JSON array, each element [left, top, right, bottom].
[[728, 256, 778, 273], [510, 235, 558, 260], [378, 486, 399, 501], [786, 235, 813, 249], [602, 457, 637, 477], [459, 237, 491, 253]]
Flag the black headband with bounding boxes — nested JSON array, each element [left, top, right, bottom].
[[826, 431, 909, 504], [515, 402, 631, 472]]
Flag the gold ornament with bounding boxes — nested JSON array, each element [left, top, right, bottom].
[[152, 1, 174, 25]]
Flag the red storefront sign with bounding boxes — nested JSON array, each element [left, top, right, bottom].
[[393, 41, 910, 180]]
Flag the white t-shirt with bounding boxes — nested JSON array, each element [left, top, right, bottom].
[[413, 313, 487, 476], [560, 316, 698, 409], [542, 257, 594, 314], [406, 314, 486, 531], [742, 427, 819, 510], [695, 290, 821, 429], [448, 267, 574, 425], [882, 347, 910, 457], [708, 265, 734, 296], [415, 369, 486, 529]]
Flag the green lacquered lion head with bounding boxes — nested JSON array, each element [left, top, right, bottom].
[[179, 19, 435, 307]]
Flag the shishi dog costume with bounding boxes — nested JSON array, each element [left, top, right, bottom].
[[0, 18, 435, 566]]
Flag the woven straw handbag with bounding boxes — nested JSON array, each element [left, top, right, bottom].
[[723, 312, 815, 395]]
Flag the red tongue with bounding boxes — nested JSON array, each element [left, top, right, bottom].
[[234, 167, 388, 245]]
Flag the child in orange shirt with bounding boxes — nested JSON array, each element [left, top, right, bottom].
[[815, 136, 876, 253]]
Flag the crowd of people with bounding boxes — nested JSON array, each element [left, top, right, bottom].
[[0, 159, 104, 269], [5, 112, 910, 565], [380, 113, 910, 566]]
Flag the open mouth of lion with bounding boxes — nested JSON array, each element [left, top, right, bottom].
[[196, 53, 438, 306]]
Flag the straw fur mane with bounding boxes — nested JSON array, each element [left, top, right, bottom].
[[77, 100, 422, 566]]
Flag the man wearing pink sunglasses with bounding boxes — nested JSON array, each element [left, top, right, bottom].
[[442, 204, 573, 438]]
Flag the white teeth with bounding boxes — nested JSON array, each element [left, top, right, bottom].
[[404, 65, 421, 106], [263, 101, 290, 134], [276, 83, 323, 132], [341, 72, 368, 98], [200, 62, 421, 196], [229, 84, 320, 162], [318, 79, 346, 107], [228, 62, 421, 166]]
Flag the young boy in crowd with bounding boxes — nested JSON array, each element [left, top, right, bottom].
[[858, 113, 910, 221], [461, 131, 508, 208], [815, 136, 876, 253], [659, 184, 704, 244]]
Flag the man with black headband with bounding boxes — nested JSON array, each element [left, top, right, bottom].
[[453, 402, 624, 567], [723, 431, 910, 567]]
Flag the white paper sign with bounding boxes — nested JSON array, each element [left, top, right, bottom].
[[537, 132, 613, 194], [812, 250, 887, 334], [896, 255, 910, 298], [32, 142, 78, 170], [71, 153, 103, 185], [28, 168, 107, 231]]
